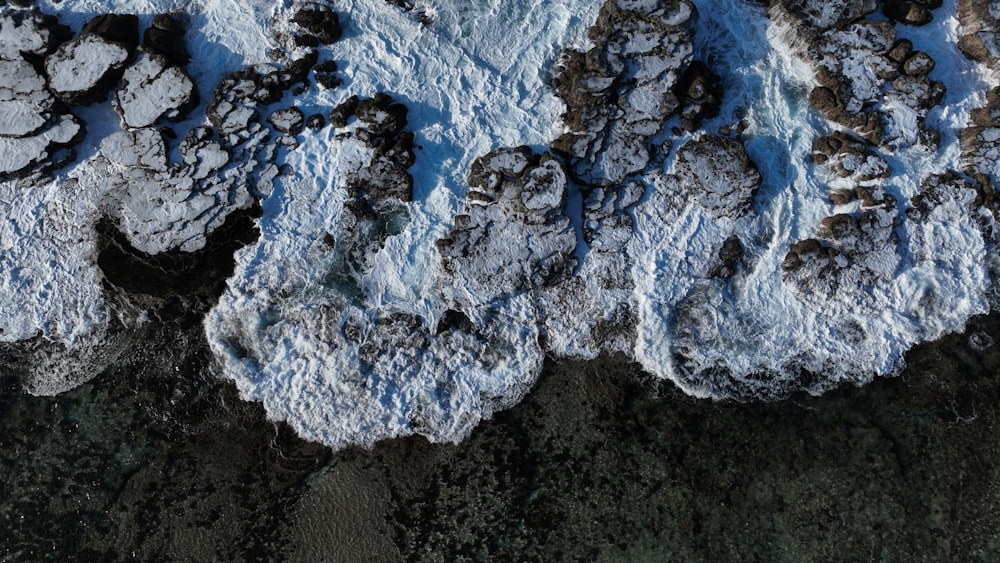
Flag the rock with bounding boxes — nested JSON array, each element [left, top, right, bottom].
[[773, 0, 878, 33], [329, 95, 359, 128], [44, 33, 131, 105], [551, 0, 696, 185], [268, 107, 305, 135], [81, 13, 139, 53], [709, 236, 744, 279], [306, 114, 325, 130], [292, 4, 342, 44], [811, 131, 889, 182], [100, 127, 168, 170], [313, 60, 340, 89], [902, 51, 934, 76], [673, 135, 761, 219], [884, 1, 934, 26], [887, 39, 913, 63], [207, 69, 282, 137], [355, 93, 408, 137], [783, 208, 899, 301], [958, 0, 1000, 75], [830, 188, 856, 205], [676, 60, 723, 132], [0, 10, 71, 60], [143, 14, 190, 67], [115, 51, 197, 128], [0, 12, 85, 180], [438, 148, 577, 305]]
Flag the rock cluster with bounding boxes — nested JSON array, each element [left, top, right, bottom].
[[438, 147, 577, 306], [782, 208, 899, 301], [673, 134, 761, 219], [114, 51, 197, 129], [772, 0, 945, 150], [812, 130, 890, 185], [551, 0, 697, 185], [45, 14, 138, 105], [322, 93, 416, 285], [958, 0, 1000, 76], [0, 10, 82, 180]]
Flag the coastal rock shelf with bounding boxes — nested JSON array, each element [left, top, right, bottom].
[[1, 0, 998, 448]]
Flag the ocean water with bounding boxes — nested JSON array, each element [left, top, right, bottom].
[[0, 3, 996, 554], [0, 0, 993, 449]]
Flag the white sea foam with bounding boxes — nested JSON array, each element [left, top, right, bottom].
[[4, 1, 997, 447]]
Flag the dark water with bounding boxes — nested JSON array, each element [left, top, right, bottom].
[[2, 308, 1000, 561]]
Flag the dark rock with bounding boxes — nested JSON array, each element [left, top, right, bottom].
[[674, 135, 761, 219], [143, 14, 190, 67], [676, 60, 723, 131], [294, 34, 320, 48], [268, 107, 305, 135], [306, 113, 326, 130], [82, 14, 139, 54], [356, 93, 408, 137], [710, 236, 743, 279], [329, 95, 359, 128], [292, 6, 342, 44], [887, 39, 913, 63], [902, 51, 935, 76], [885, 0, 933, 25]]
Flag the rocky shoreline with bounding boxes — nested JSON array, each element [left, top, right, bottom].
[[0, 1, 999, 555]]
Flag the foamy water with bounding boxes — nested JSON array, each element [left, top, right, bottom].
[[6, 0, 997, 447]]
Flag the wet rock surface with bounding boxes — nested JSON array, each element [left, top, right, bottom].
[[438, 147, 578, 306], [0, 10, 82, 180], [114, 51, 197, 129], [673, 134, 761, 218], [551, 0, 697, 185]]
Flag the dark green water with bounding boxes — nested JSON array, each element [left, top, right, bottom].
[[2, 309, 999, 561]]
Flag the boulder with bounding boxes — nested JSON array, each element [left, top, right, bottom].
[[673, 135, 761, 219], [143, 14, 190, 67], [115, 51, 197, 128], [44, 33, 131, 105]]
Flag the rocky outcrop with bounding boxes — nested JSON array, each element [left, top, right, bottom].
[[958, 0, 1000, 75], [44, 15, 138, 105], [676, 60, 723, 132], [0, 10, 82, 180], [811, 131, 889, 183], [961, 87, 1000, 198], [114, 51, 197, 129], [551, 0, 697, 185], [782, 208, 899, 301], [437, 147, 577, 306], [673, 134, 761, 219], [319, 93, 417, 286], [772, 1, 946, 150]]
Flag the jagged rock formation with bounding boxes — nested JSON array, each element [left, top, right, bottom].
[[44, 15, 137, 105], [0, 11, 82, 180], [812, 131, 890, 183], [673, 134, 761, 219], [320, 93, 416, 293], [551, 0, 697, 185], [782, 209, 899, 301], [438, 147, 577, 306], [114, 51, 197, 129]]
